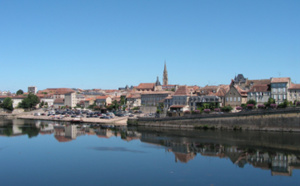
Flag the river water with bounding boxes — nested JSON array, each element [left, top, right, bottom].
[[0, 119, 300, 186]]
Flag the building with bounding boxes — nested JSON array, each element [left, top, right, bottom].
[[288, 84, 300, 103], [189, 95, 220, 111], [126, 93, 141, 108], [28, 86, 37, 94], [163, 62, 168, 85], [169, 86, 190, 112], [224, 80, 248, 108], [141, 91, 173, 106], [95, 96, 112, 106], [247, 84, 271, 105], [64, 92, 76, 108], [135, 83, 156, 92], [270, 77, 291, 104]]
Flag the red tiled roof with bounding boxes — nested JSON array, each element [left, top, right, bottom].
[[136, 83, 155, 89], [249, 84, 270, 92], [271, 77, 290, 83], [245, 79, 271, 86], [174, 86, 189, 96], [96, 96, 109, 100], [289, 84, 300, 90], [38, 88, 75, 95]]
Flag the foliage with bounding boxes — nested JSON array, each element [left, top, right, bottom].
[[236, 106, 242, 110], [203, 109, 211, 113], [214, 108, 221, 112], [192, 110, 201, 114], [120, 96, 127, 105], [39, 101, 45, 108], [221, 106, 233, 112], [156, 103, 164, 114], [264, 98, 276, 107], [132, 106, 140, 110], [1, 97, 14, 111], [257, 104, 266, 109], [278, 100, 288, 108], [247, 99, 257, 106], [107, 100, 120, 111], [241, 104, 247, 109], [270, 104, 277, 108], [247, 104, 255, 109], [16, 89, 24, 95], [297, 102, 300, 106], [18, 93, 40, 109]]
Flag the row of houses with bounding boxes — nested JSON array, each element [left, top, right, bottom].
[[123, 75, 300, 112]]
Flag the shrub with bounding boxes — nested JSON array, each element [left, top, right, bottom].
[[236, 106, 242, 110], [192, 110, 201, 114], [270, 104, 277, 108], [296, 102, 300, 106], [203, 109, 211, 113], [257, 104, 265, 109], [247, 104, 254, 109], [221, 106, 233, 112], [214, 108, 221, 112]]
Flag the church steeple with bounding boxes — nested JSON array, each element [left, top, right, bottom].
[[163, 61, 168, 85]]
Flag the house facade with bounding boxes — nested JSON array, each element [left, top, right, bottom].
[[224, 81, 247, 108], [95, 96, 112, 106], [270, 77, 291, 104], [288, 84, 300, 103], [247, 84, 271, 105]]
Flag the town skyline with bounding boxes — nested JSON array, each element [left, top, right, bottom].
[[1, 0, 299, 92]]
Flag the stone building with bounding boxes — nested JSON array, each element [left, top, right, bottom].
[[247, 84, 271, 105], [270, 77, 291, 104], [288, 84, 300, 103], [224, 80, 248, 108]]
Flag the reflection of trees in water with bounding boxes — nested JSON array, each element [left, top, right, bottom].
[[21, 126, 40, 138]]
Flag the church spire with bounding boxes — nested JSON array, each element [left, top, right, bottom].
[[163, 61, 168, 85]]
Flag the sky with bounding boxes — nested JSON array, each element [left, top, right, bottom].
[[1, 0, 299, 93]]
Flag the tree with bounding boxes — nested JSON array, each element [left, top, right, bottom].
[[18, 93, 40, 110], [1, 97, 14, 111], [264, 98, 275, 107], [247, 99, 257, 106], [16, 89, 24, 95]]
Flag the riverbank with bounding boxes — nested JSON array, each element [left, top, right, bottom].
[[128, 108, 300, 132], [17, 115, 128, 125]]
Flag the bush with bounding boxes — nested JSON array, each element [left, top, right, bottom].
[[247, 99, 257, 106], [221, 106, 233, 112], [192, 110, 201, 114], [296, 102, 300, 106], [236, 106, 242, 110], [214, 108, 221, 112], [270, 104, 277, 108], [257, 104, 266, 109], [203, 109, 211, 113], [247, 104, 254, 109]]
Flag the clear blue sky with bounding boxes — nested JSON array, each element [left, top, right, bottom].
[[1, 0, 299, 93]]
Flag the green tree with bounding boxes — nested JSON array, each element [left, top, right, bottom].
[[18, 93, 40, 110], [16, 89, 24, 95], [264, 98, 276, 107], [1, 97, 14, 111], [247, 99, 257, 106]]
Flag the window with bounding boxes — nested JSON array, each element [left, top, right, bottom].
[[230, 97, 232, 101], [234, 97, 236, 101], [283, 95, 286, 99], [226, 97, 228, 101], [238, 97, 240, 101]]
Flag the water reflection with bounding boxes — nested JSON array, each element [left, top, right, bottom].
[[1, 119, 300, 177]]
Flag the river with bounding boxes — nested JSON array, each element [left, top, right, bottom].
[[0, 119, 300, 185]]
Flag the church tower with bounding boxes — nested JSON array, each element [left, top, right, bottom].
[[163, 61, 168, 85]]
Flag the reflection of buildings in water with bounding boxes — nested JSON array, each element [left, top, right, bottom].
[[95, 129, 114, 139], [40, 124, 54, 135], [54, 125, 82, 142], [140, 132, 300, 174], [123, 131, 141, 142]]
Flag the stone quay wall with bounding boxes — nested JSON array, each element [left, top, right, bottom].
[[128, 108, 300, 132]]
